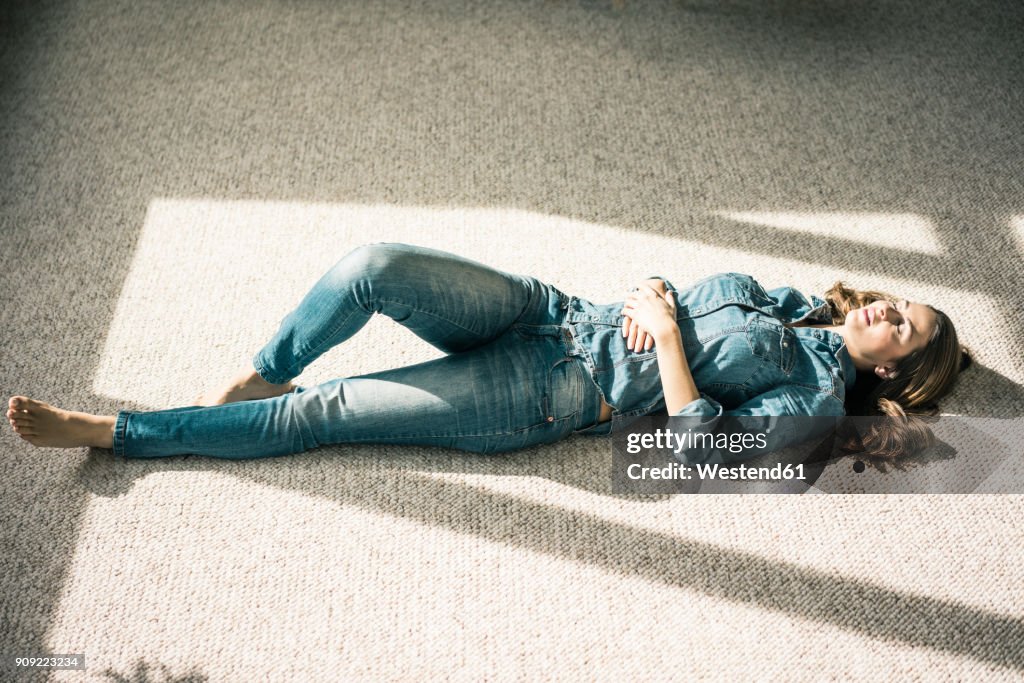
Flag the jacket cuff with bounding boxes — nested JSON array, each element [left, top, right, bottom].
[[644, 275, 678, 294], [671, 393, 724, 419]]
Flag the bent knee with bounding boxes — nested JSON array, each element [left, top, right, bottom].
[[340, 242, 417, 285]]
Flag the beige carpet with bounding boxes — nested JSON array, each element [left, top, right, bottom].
[[1, 0, 1022, 680]]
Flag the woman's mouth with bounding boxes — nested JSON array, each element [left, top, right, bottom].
[[863, 309, 871, 325]]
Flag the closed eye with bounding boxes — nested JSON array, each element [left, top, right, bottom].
[[890, 300, 906, 336], [897, 300, 911, 339]]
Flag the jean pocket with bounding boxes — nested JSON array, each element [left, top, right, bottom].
[[543, 357, 581, 423], [745, 318, 796, 375]]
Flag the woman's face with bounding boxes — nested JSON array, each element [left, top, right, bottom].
[[842, 298, 937, 377]]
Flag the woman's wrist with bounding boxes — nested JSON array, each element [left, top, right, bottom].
[[652, 320, 682, 344]]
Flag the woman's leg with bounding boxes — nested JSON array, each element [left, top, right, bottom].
[[2, 242, 577, 450], [253, 242, 542, 384], [115, 330, 594, 459], [198, 243, 547, 405]]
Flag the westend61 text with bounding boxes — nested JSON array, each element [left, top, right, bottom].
[[627, 462, 807, 481], [625, 427, 768, 455]]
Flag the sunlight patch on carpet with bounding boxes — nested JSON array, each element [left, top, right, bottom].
[[92, 199, 1009, 407], [718, 211, 944, 255]]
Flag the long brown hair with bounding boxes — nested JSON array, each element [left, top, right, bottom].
[[823, 282, 971, 464]]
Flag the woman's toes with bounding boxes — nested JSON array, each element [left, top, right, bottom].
[[15, 396, 42, 411]]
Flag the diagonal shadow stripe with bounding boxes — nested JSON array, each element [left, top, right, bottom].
[[226, 464, 1024, 672]]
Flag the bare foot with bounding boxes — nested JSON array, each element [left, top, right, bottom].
[[195, 367, 295, 406], [6, 396, 115, 449]]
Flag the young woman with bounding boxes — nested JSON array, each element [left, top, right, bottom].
[[7, 242, 968, 464]]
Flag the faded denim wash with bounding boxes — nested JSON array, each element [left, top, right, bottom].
[[113, 243, 856, 461], [114, 243, 605, 459]]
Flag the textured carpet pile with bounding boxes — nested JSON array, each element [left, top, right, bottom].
[[1, 1, 1022, 680]]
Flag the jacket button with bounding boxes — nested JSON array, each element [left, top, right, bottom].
[[547, 416, 554, 422], [782, 341, 788, 347]]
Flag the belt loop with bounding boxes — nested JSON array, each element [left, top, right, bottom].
[[562, 325, 584, 360]]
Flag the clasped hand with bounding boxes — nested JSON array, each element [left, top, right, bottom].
[[620, 279, 677, 352]]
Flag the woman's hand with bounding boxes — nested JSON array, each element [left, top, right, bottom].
[[621, 279, 669, 352], [621, 284, 677, 351]]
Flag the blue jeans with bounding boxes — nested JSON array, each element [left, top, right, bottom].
[[112, 243, 606, 459]]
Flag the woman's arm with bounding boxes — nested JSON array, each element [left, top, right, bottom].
[[651, 326, 701, 414], [620, 285, 699, 413]]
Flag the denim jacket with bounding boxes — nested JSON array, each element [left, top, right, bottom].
[[560, 272, 858, 463]]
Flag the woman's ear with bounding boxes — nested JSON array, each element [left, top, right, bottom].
[[874, 364, 897, 380]]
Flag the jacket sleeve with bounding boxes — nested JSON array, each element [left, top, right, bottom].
[[643, 275, 678, 294], [668, 386, 844, 465]]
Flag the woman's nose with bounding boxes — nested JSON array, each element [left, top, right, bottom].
[[879, 302, 901, 324]]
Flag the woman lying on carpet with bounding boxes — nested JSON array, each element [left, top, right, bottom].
[[7, 242, 970, 464]]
